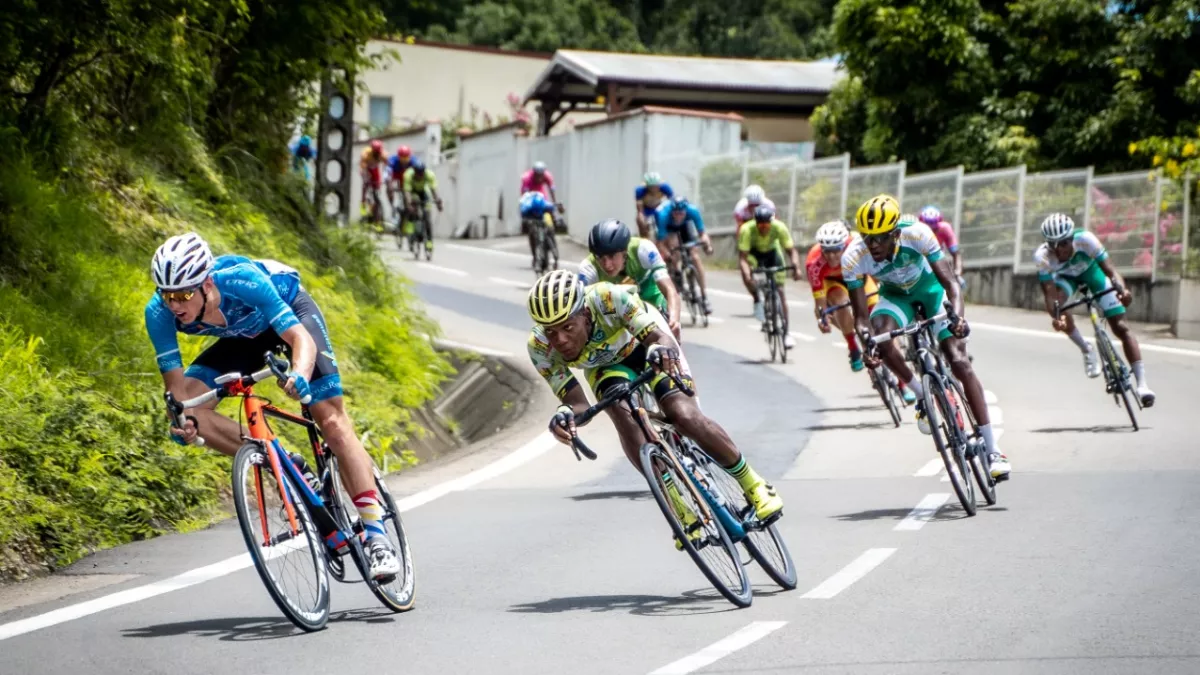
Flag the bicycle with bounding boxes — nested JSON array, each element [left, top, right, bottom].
[[754, 265, 795, 364], [1055, 286, 1141, 431], [865, 303, 997, 515], [528, 214, 559, 276], [165, 353, 416, 631], [363, 184, 384, 236], [566, 367, 796, 607], [820, 293, 906, 427], [670, 240, 709, 328], [406, 198, 434, 261]]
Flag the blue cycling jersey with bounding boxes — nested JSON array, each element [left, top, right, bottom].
[[655, 202, 705, 239], [145, 255, 303, 372], [520, 192, 554, 218], [387, 156, 410, 177], [635, 183, 674, 207]]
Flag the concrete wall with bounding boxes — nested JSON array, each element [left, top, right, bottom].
[[567, 113, 648, 240], [1177, 279, 1200, 339], [964, 265, 1180, 325]]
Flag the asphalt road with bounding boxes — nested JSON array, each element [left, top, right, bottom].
[[2, 235, 1199, 675]]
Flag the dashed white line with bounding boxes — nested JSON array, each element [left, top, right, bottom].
[[707, 287, 809, 309], [913, 459, 943, 477], [894, 493, 950, 531], [801, 548, 897, 599], [487, 276, 529, 289], [649, 621, 789, 675], [417, 262, 468, 276], [743, 324, 816, 342]]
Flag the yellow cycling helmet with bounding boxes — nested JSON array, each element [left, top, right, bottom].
[[855, 194, 901, 235], [528, 269, 587, 325]]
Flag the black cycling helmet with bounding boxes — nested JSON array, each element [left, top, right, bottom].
[[753, 205, 776, 223], [588, 219, 631, 256], [410, 157, 426, 173], [670, 195, 689, 212]]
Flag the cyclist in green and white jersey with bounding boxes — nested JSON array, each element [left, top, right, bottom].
[[844, 194, 1011, 480], [578, 219, 683, 340], [1034, 213, 1155, 406]]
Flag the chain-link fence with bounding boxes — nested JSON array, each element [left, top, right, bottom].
[[1156, 172, 1188, 279], [694, 151, 747, 234], [1088, 171, 1158, 275], [1017, 168, 1092, 273], [746, 156, 798, 229], [844, 162, 906, 221], [958, 167, 1024, 267], [792, 154, 849, 243], [902, 167, 963, 227]]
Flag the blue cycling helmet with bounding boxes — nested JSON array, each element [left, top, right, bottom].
[[521, 191, 548, 211], [670, 195, 689, 212], [298, 135, 312, 147], [410, 158, 426, 173]]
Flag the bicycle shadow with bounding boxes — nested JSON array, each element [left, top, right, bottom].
[[1029, 425, 1138, 434], [569, 489, 651, 502], [832, 505, 1003, 523], [811, 404, 888, 413], [120, 608, 395, 641], [804, 421, 893, 431], [508, 587, 770, 618]]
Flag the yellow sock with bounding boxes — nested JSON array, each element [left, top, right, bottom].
[[726, 457, 765, 492]]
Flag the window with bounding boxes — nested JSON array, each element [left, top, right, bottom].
[[368, 96, 393, 132]]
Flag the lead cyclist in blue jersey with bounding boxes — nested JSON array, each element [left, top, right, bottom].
[[144, 233, 401, 581], [655, 196, 713, 315]]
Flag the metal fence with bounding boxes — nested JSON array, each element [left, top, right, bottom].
[[844, 162, 905, 222], [902, 167, 963, 226], [792, 154, 850, 243]]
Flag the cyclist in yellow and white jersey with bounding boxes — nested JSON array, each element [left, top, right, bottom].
[[843, 194, 1010, 480], [527, 271, 784, 534]]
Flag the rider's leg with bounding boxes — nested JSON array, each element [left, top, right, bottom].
[[871, 312, 914, 389], [179, 376, 245, 454], [940, 335, 1009, 474], [1109, 314, 1150, 391], [690, 247, 708, 293]]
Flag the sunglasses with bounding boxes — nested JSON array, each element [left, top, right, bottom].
[[864, 232, 894, 246], [159, 286, 201, 303]]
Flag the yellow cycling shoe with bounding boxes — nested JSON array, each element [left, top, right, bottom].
[[745, 482, 784, 521], [670, 494, 705, 550]]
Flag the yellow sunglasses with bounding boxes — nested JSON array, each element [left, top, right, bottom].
[[159, 286, 200, 303]]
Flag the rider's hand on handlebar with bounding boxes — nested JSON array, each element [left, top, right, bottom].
[[555, 202, 565, 214], [169, 416, 199, 446], [1117, 287, 1133, 307], [435, 198, 444, 212], [549, 404, 576, 445], [283, 371, 313, 404], [647, 344, 682, 379], [950, 315, 971, 339], [817, 317, 832, 334], [1051, 316, 1068, 332]]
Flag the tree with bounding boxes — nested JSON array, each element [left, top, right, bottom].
[[426, 0, 645, 53]]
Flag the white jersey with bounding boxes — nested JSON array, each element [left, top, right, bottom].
[[841, 223, 944, 294], [577, 239, 669, 287], [1032, 231, 1107, 280], [734, 196, 778, 224]]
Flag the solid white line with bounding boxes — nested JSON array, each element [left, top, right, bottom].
[[940, 474, 950, 482], [913, 458, 943, 477], [417, 262, 468, 276], [0, 432, 558, 641], [487, 276, 530, 289], [708, 287, 809, 308], [443, 243, 580, 269], [894, 493, 950, 531], [649, 621, 789, 675], [973, 321, 1200, 358], [801, 548, 897, 599]]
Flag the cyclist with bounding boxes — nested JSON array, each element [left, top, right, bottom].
[[579, 219, 682, 340], [733, 184, 776, 234], [520, 161, 560, 204], [655, 195, 713, 315], [521, 190, 559, 268], [290, 135, 315, 180], [144, 233, 400, 580], [527, 270, 784, 541], [386, 145, 413, 216], [1034, 213, 1155, 405], [359, 139, 387, 222], [400, 158, 444, 254], [737, 205, 802, 349], [634, 172, 674, 239], [918, 206, 964, 284], [843, 195, 1011, 480]]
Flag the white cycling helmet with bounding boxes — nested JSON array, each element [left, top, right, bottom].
[[1040, 213, 1075, 242], [151, 233, 214, 290], [743, 184, 766, 205], [815, 220, 851, 250]]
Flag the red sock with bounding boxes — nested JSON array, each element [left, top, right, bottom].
[[844, 333, 858, 351]]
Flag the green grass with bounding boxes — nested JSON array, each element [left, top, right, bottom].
[[0, 127, 452, 581]]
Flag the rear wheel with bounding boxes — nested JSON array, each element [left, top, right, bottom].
[[923, 375, 976, 516], [684, 266, 699, 327], [640, 443, 752, 608], [1097, 328, 1139, 430], [367, 467, 417, 611], [232, 442, 330, 632]]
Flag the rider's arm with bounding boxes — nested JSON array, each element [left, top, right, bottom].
[[278, 324, 316, 381], [1080, 230, 1127, 295], [930, 256, 964, 317], [787, 246, 803, 277], [737, 227, 754, 280], [528, 333, 583, 407], [1040, 279, 1061, 317], [639, 239, 680, 326], [577, 259, 600, 285], [841, 251, 872, 337], [1098, 257, 1127, 291]]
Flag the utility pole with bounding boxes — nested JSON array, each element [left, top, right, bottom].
[[315, 70, 355, 225]]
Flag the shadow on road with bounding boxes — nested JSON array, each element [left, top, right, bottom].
[[508, 589, 741, 617], [1029, 424, 1138, 434], [811, 404, 887, 413], [831, 506, 986, 523], [569, 489, 651, 502], [804, 421, 893, 431], [121, 608, 395, 641]]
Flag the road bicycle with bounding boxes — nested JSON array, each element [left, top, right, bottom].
[[1055, 286, 1141, 431], [566, 366, 796, 608], [527, 213, 559, 276], [820, 292, 906, 427], [165, 353, 416, 631], [405, 198, 435, 261], [669, 240, 710, 328], [754, 265, 795, 363], [866, 303, 997, 515]]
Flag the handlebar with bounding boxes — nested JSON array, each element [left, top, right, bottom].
[[1053, 285, 1120, 318], [564, 365, 695, 462], [820, 291, 880, 318], [752, 265, 796, 275], [863, 301, 961, 350], [164, 352, 293, 447]]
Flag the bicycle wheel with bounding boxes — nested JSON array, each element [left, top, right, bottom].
[[533, 227, 547, 276], [232, 442, 330, 631], [367, 467, 417, 611], [765, 294, 779, 363], [922, 375, 976, 516], [1097, 328, 1138, 430], [689, 442, 796, 590], [947, 379, 997, 505], [774, 292, 789, 364], [683, 266, 699, 326], [871, 368, 902, 427], [639, 442, 752, 608]]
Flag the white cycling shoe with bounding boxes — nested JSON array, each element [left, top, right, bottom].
[[367, 538, 400, 581], [783, 334, 796, 349], [915, 402, 932, 435], [988, 452, 1012, 480], [1083, 348, 1101, 379], [1137, 384, 1156, 408], [753, 301, 765, 322]]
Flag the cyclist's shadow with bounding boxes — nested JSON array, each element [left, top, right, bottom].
[[508, 587, 787, 618], [121, 608, 395, 641]]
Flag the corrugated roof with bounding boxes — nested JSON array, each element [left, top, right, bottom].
[[527, 49, 842, 100]]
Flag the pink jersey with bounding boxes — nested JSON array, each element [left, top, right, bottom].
[[520, 170, 555, 198], [928, 220, 959, 254], [733, 196, 778, 225]]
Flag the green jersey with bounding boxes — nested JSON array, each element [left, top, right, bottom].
[[841, 223, 944, 295], [577, 237, 669, 312]]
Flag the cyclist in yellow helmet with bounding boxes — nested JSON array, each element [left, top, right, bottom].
[[842, 194, 1011, 480], [526, 270, 785, 527]]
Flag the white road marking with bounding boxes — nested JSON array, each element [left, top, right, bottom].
[[707, 287, 809, 309], [989, 406, 1004, 425], [417, 262, 468, 276], [0, 432, 558, 641], [984, 390, 998, 404], [743, 324, 816, 342], [443, 243, 581, 269], [973, 321, 1200, 358], [649, 621, 789, 675], [940, 474, 950, 482], [913, 459, 943, 477], [487, 276, 530, 289], [894, 493, 950, 531], [801, 548, 897, 599]]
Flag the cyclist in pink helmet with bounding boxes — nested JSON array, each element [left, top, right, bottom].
[[919, 206, 963, 282]]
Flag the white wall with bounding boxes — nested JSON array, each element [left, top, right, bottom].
[[455, 128, 524, 236], [566, 114, 649, 240]]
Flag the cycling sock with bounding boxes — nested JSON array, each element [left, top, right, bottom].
[[724, 457, 765, 491], [844, 333, 859, 352], [1067, 327, 1089, 352], [1132, 361, 1146, 388], [661, 473, 690, 515], [352, 490, 387, 540], [977, 423, 999, 455], [906, 376, 925, 400]]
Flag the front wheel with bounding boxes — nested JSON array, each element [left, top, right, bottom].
[[232, 442, 330, 631], [368, 467, 417, 611], [871, 367, 902, 427], [640, 443, 752, 608], [1097, 328, 1139, 430], [923, 375, 976, 516]]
